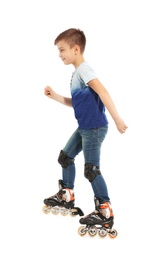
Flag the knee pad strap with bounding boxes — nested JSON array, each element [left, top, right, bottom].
[[84, 163, 101, 182], [58, 150, 74, 168]]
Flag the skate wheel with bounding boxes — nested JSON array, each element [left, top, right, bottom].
[[88, 226, 97, 237], [78, 226, 87, 236], [70, 213, 77, 217], [98, 229, 107, 238], [42, 205, 51, 214], [61, 208, 69, 216], [108, 229, 118, 239], [51, 206, 59, 215], [70, 208, 78, 217]]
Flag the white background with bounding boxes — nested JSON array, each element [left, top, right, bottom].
[[0, 0, 152, 259]]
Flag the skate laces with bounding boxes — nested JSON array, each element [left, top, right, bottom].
[[99, 202, 113, 218]]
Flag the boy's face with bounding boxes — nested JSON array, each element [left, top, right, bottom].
[[56, 40, 79, 66]]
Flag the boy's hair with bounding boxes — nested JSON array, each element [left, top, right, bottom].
[[54, 28, 86, 54]]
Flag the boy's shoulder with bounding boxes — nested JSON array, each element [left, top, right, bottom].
[[76, 61, 95, 74]]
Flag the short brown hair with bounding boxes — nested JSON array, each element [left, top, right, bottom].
[[54, 28, 86, 54]]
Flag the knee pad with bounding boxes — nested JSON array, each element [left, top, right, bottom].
[[58, 150, 74, 169], [84, 163, 101, 182]]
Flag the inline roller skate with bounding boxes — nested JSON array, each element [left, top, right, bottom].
[[42, 179, 84, 216], [78, 197, 117, 238]]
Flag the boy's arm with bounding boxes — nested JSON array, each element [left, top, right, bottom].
[[44, 86, 72, 107], [88, 78, 128, 134]]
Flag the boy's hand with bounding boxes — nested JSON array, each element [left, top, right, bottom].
[[44, 86, 56, 99], [115, 117, 128, 134]]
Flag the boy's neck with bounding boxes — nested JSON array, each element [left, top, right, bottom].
[[73, 56, 85, 68]]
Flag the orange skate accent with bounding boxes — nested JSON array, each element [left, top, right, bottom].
[[67, 188, 75, 201], [62, 188, 75, 201], [99, 202, 114, 217], [104, 223, 110, 228]]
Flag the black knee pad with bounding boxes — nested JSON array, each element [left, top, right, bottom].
[[84, 163, 101, 182], [58, 150, 74, 168]]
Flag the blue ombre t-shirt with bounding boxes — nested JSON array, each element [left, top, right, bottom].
[[70, 61, 108, 129]]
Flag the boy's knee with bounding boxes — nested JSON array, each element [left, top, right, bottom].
[[58, 150, 74, 168], [84, 163, 101, 182]]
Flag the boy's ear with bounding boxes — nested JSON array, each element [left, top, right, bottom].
[[74, 44, 80, 54]]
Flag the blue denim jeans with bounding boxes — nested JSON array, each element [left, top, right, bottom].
[[62, 126, 110, 204]]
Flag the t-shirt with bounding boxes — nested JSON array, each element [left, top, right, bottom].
[[70, 61, 108, 129]]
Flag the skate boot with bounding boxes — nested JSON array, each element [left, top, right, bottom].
[[78, 197, 117, 238], [42, 179, 84, 216]]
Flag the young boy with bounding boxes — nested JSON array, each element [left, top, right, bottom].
[[44, 28, 127, 232]]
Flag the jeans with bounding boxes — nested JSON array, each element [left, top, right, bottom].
[[61, 126, 110, 204]]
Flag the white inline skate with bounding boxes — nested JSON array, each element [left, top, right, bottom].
[[78, 197, 117, 238], [42, 179, 84, 217]]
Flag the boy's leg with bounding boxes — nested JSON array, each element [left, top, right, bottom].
[[78, 126, 116, 235], [43, 128, 84, 216], [58, 128, 82, 189], [79, 126, 110, 203]]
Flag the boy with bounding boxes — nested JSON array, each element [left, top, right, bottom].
[[43, 28, 127, 233]]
